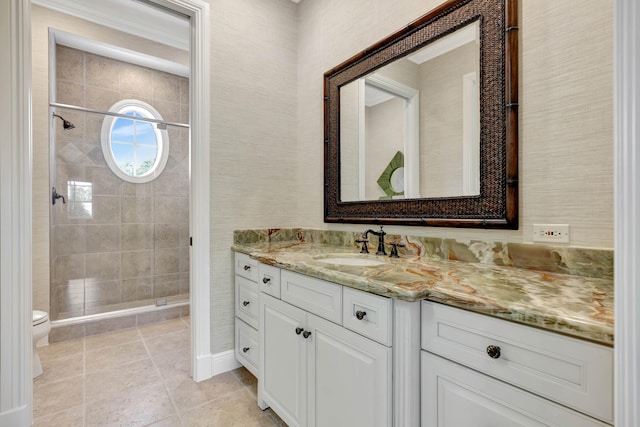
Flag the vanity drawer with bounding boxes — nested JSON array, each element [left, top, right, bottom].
[[235, 275, 259, 328], [281, 270, 342, 324], [342, 287, 392, 346], [259, 263, 281, 298], [235, 253, 259, 282], [421, 301, 613, 424], [235, 319, 258, 377]]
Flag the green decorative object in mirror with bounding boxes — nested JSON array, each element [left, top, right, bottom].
[[377, 151, 404, 200]]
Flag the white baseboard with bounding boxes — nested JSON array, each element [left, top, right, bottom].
[[0, 404, 30, 427], [193, 351, 242, 382], [211, 350, 242, 377]]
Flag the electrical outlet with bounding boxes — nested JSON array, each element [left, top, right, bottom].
[[533, 224, 570, 243]]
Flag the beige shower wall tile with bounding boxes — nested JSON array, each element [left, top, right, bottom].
[[84, 280, 122, 308], [154, 169, 182, 195], [121, 181, 153, 197], [122, 276, 153, 302], [85, 224, 121, 253], [56, 45, 84, 84], [56, 80, 85, 106], [180, 77, 189, 105], [87, 166, 121, 195], [180, 247, 189, 273], [86, 53, 120, 91], [86, 251, 120, 281], [85, 114, 104, 142], [86, 86, 120, 112], [120, 65, 153, 98], [122, 196, 153, 223], [155, 197, 186, 223], [121, 250, 152, 278], [179, 222, 190, 247], [153, 72, 181, 103], [155, 249, 180, 275], [90, 195, 121, 224], [154, 224, 180, 248], [121, 223, 154, 250], [53, 254, 86, 282], [154, 273, 181, 298], [53, 224, 86, 255], [153, 99, 181, 123]]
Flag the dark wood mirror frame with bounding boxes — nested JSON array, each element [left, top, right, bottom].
[[324, 0, 518, 228]]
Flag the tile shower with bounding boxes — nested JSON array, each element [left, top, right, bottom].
[[50, 45, 190, 325]]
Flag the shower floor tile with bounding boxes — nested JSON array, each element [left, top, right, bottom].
[[32, 316, 288, 427]]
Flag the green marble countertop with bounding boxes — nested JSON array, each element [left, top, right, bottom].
[[232, 241, 614, 346]]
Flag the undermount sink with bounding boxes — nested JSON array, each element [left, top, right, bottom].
[[314, 255, 386, 267]]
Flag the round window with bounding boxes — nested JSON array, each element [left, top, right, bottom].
[[101, 100, 169, 183]]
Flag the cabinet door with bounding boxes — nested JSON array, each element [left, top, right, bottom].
[[421, 352, 609, 427], [308, 314, 392, 427], [260, 294, 307, 427]]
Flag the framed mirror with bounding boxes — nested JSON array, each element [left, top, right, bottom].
[[324, 0, 518, 228]]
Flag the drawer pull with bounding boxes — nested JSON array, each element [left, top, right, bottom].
[[243, 265, 251, 271], [486, 345, 501, 359], [295, 327, 304, 335], [242, 347, 250, 353], [262, 277, 271, 284], [242, 300, 250, 306], [355, 310, 367, 320], [303, 331, 312, 339]]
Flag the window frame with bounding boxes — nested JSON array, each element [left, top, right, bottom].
[[100, 99, 170, 183]]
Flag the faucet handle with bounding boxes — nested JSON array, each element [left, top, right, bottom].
[[389, 242, 405, 258], [355, 238, 369, 254]]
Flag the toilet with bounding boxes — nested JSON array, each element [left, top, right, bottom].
[[32, 310, 51, 378]]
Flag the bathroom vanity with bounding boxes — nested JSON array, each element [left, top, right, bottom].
[[232, 229, 614, 427]]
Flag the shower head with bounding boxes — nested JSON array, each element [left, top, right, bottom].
[[52, 113, 75, 130]]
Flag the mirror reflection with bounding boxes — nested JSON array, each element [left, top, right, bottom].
[[339, 21, 480, 202]]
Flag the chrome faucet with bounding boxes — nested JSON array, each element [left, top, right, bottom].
[[356, 226, 387, 255]]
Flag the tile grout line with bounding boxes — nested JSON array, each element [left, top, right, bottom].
[[139, 324, 186, 426], [82, 336, 87, 427]]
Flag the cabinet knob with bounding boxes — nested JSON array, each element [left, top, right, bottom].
[[262, 277, 271, 284], [486, 345, 501, 359], [242, 300, 250, 306], [242, 347, 250, 353], [295, 327, 304, 335], [243, 265, 251, 271], [355, 310, 367, 320], [303, 331, 312, 339]]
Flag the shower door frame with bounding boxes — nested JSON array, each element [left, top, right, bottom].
[[34, 0, 213, 382]]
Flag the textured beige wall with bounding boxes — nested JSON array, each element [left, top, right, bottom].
[[209, 0, 299, 353], [297, 0, 613, 248]]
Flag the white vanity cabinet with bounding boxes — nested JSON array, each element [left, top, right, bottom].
[[420, 301, 613, 427], [234, 253, 260, 376], [259, 270, 395, 427]]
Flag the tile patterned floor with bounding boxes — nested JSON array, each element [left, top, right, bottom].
[[33, 317, 287, 426]]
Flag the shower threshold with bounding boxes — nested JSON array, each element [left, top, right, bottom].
[[51, 298, 189, 328]]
